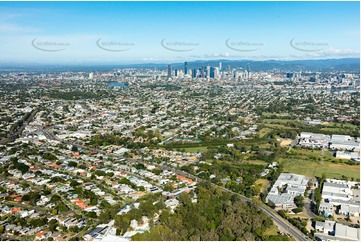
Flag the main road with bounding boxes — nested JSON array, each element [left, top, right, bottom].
[[42, 126, 310, 241], [157, 165, 310, 241]]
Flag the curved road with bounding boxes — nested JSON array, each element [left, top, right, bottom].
[[43, 127, 310, 241], [168, 168, 310, 241]]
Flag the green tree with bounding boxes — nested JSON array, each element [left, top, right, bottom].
[[294, 195, 305, 208]]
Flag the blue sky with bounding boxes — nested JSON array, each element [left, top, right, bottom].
[[0, 1, 359, 64]]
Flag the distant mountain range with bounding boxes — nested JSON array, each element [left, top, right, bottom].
[[168, 58, 360, 72], [0, 58, 359, 73]]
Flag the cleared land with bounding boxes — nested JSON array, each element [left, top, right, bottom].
[[255, 178, 269, 193], [261, 118, 359, 136], [279, 158, 360, 179], [183, 146, 208, 153], [244, 160, 268, 166], [280, 139, 293, 147], [259, 127, 272, 138], [263, 118, 299, 124], [263, 224, 279, 236]]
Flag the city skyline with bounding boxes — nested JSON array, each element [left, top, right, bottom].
[[0, 1, 359, 64]]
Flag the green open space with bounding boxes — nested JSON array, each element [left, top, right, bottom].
[[183, 146, 208, 153], [263, 224, 279, 236], [322, 122, 358, 129], [279, 158, 360, 179], [259, 127, 272, 138], [263, 118, 299, 124], [255, 178, 270, 193], [263, 123, 297, 130], [261, 118, 359, 137], [244, 160, 269, 166]]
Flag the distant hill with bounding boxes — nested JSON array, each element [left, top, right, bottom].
[[163, 58, 360, 72], [0, 58, 359, 73]]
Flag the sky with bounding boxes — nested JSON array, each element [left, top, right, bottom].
[[0, 1, 359, 64]]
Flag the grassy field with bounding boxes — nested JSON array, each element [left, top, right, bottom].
[[255, 178, 269, 193], [278, 148, 360, 179], [263, 119, 358, 129], [183, 146, 208, 153], [263, 118, 297, 124], [263, 224, 279, 236], [289, 148, 344, 162], [322, 122, 358, 129], [320, 127, 359, 136], [263, 123, 297, 130], [244, 160, 268, 166], [261, 119, 359, 136], [279, 158, 360, 179], [259, 127, 272, 138]]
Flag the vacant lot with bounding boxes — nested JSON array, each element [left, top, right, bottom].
[[279, 159, 360, 179], [244, 160, 268, 166], [280, 139, 293, 147], [263, 224, 279, 236], [261, 118, 359, 137], [263, 123, 297, 130], [183, 146, 208, 153], [263, 118, 299, 124], [288, 148, 339, 162], [255, 178, 269, 193], [259, 127, 272, 138]]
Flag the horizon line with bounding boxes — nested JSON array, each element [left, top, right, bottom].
[[0, 57, 360, 67]]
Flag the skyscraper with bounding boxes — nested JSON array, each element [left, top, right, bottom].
[[201, 65, 205, 77], [192, 69, 197, 78], [210, 67, 215, 78], [175, 69, 178, 77], [167, 64, 172, 77], [184, 62, 188, 75], [206, 66, 210, 79], [219, 62, 222, 71], [214, 67, 220, 79], [227, 65, 231, 76], [247, 64, 251, 80]]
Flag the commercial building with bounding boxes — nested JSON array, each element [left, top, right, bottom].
[[167, 64, 172, 77], [319, 179, 360, 218], [315, 220, 360, 241], [298, 132, 330, 148], [266, 173, 309, 210], [330, 134, 360, 152]]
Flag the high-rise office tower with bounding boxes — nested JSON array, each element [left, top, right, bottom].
[[175, 69, 178, 77], [210, 67, 215, 78], [201, 65, 205, 77], [206, 66, 211, 79], [214, 67, 219, 79], [219, 62, 222, 71], [179, 70, 184, 77], [192, 69, 197, 78], [167, 64, 172, 77], [247, 64, 251, 80], [89, 72, 94, 80], [184, 62, 188, 75], [227, 65, 231, 76]]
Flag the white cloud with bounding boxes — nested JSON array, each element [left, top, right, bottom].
[[0, 23, 41, 33], [305, 48, 360, 58]]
